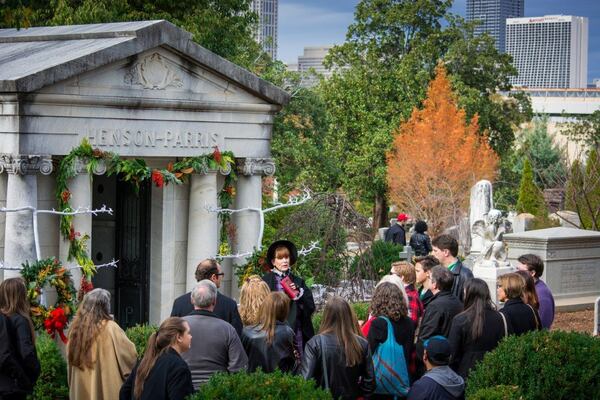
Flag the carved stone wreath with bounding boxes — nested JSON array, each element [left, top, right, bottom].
[[124, 53, 183, 90]]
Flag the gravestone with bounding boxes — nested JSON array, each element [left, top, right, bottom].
[[511, 213, 535, 233], [549, 210, 581, 228], [504, 227, 600, 309], [594, 296, 600, 336]]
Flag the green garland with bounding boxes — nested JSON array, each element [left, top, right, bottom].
[[56, 139, 237, 291]]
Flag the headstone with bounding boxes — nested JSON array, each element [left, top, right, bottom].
[[378, 227, 388, 241], [512, 213, 535, 233], [594, 296, 600, 336], [469, 180, 493, 255], [504, 227, 600, 309], [399, 245, 413, 262], [549, 210, 581, 228]]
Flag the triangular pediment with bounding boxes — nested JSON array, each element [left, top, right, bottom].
[[39, 47, 267, 104]]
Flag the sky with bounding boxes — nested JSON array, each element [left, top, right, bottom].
[[278, 0, 600, 83]]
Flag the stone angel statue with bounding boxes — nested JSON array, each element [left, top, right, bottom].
[[471, 209, 512, 267]]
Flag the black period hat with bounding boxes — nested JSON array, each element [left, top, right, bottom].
[[266, 240, 298, 269]]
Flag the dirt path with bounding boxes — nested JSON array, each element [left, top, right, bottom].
[[552, 307, 595, 334]]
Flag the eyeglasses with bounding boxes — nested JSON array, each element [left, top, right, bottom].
[[215, 273, 225, 277]]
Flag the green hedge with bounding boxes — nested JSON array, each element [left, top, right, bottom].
[[30, 333, 69, 400], [312, 302, 369, 333], [189, 370, 332, 399], [468, 385, 523, 400], [125, 324, 158, 357], [349, 240, 403, 279], [467, 330, 600, 400]]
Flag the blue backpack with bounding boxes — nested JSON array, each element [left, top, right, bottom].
[[372, 316, 410, 397]]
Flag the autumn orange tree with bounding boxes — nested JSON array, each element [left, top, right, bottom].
[[387, 65, 499, 235]]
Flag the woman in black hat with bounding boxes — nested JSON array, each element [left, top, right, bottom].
[[262, 240, 315, 356]]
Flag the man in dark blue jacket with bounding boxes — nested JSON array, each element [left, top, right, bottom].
[[385, 213, 409, 245], [432, 234, 473, 302], [408, 336, 465, 400]]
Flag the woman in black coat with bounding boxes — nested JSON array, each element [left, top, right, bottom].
[[409, 221, 432, 257], [120, 317, 194, 400], [498, 273, 541, 336], [242, 292, 296, 373], [262, 240, 315, 355], [448, 278, 509, 379], [0, 278, 40, 400]]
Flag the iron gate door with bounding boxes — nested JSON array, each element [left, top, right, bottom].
[[115, 178, 150, 329]]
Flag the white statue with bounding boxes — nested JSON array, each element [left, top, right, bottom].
[[472, 209, 512, 267], [469, 180, 493, 255]]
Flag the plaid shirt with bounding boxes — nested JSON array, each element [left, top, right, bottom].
[[405, 284, 424, 325]]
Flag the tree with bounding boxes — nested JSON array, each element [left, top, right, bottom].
[[321, 0, 530, 229], [563, 110, 600, 150], [0, 0, 264, 69], [565, 150, 600, 230], [387, 65, 498, 235], [516, 159, 548, 219]]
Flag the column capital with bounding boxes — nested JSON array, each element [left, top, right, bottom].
[[0, 154, 53, 176], [237, 158, 275, 176], [74, 157, 107, 175]]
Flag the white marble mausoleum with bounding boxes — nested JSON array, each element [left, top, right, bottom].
[[0, 21, 289, 326]]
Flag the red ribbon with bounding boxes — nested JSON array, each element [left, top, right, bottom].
[[44, 307, 68, 344]]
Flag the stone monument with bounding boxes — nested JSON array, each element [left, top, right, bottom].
[[504, 227, 600, 310], [469, 180, 493, 256]]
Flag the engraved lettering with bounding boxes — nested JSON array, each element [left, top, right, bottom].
[[165, 131, 174, 147], [134, 131, 144, 146], [145, 131, 156, 147], [123, 130, 131, 146], [174, 132, 184, 147], [111, 130, 121, 147]]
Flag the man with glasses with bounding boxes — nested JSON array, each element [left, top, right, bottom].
[[171, 258, 243, 336]]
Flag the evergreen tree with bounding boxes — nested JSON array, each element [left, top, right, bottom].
[[516, 159, 548, 219], [583, 149, 600, 230], [564, 159, 584, 214]]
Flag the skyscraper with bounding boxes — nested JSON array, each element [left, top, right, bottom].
[[252, 0, 278, 60], [506, 16, 588, 88], [466, 0, 524, 52]]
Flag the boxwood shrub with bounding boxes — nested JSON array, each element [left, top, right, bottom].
[[30, 333, 69, 400], [468, 385, 523, 400], [467, 330, 600, 400], [312, 302, 369, 333], [125, 324, 158, 357], [189, 370, 332, 399]]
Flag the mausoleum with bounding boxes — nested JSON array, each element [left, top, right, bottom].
[[0, 21, 289, 327]]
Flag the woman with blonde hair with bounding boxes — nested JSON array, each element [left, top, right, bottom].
[[242, 292, 296, 373], [498, 273, 540, 335], [120, 317, 193, 400], [238, 275, 271, 326], [301, 296, 374, 400], [68, 288, 137, 400], [0, 278, 40, 399]]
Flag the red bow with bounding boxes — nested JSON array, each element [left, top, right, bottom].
[[44, 307, 68, 344]]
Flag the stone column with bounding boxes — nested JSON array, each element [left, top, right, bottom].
[[0, 173, 7, 281], [58, 159, 100, 291], [1, 155, 53, 278], [231, 158, 275, 298], [186, 172, 218, 291]]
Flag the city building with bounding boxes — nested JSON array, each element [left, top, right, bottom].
[[506, 15, 589, 89], [252, 0, 278, 60], [295, 45, 334, 87], [466, 0, 524, 52]]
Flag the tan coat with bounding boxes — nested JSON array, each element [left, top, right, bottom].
[[68, 320, 137, 400]]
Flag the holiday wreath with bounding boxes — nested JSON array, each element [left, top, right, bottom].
[[21, 258, 77, 343]]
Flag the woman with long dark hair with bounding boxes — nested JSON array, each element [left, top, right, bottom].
[[68, 288, 137, 400], [0, 278, 40, 400], [409, 220, 432, 257], [448, 278, 509, 379], [301, 296, 374, 400], [120, 317, 194, 400], [242, 292, 296, 373], [515, 270, 540, 311]]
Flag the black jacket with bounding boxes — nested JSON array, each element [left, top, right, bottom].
[[448, 309, 509, 379], [450, 261, 473, 302], [120, 347, 194, 400], [499, 298, 540, 336], [0, 313, 40, 396], [170, 291, 242, 337], [262, 272, 315, 345], [242, 322, 296, 373], [410, 233, 432, 257], [301, 333, 375, 400], [385, 224, 406, 246], [418, 291, 463, 345]]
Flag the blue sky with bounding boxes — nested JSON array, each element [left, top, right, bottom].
[[279, 0, 600, 83]]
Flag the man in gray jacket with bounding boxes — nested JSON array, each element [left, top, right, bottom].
[[182, 280, 247, 389]]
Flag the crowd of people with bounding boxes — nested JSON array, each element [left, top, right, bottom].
[[0, 233, 556, 400]]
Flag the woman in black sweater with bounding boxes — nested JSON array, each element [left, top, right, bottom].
[[498, 272, 541, 335], [448, 278, 509, 379]]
